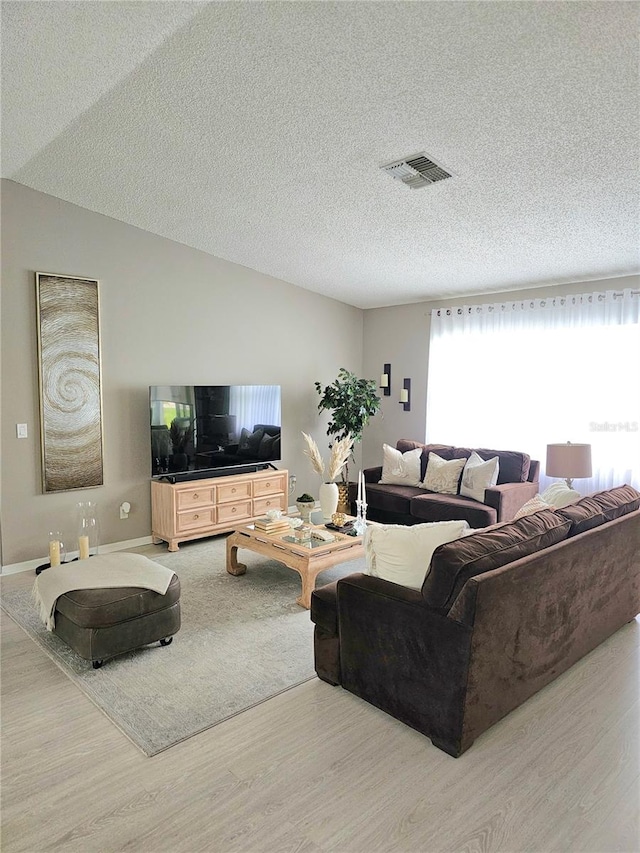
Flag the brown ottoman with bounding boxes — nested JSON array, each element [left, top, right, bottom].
[[53, 573, 181, 668]]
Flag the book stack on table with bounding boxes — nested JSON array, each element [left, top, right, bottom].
[[253, 517, 291, 534]]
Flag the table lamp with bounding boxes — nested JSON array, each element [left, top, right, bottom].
[[546, 442, 592, 489]]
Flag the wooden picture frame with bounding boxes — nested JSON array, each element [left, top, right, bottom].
[[35, 272, 104, 493]]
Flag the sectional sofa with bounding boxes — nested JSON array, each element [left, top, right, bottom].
[[362, 440, 539, 528], [312, 485, 640, 756]]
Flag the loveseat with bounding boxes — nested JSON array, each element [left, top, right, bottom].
[[362, 440, 539, 528], [312, 485, 640, 756]]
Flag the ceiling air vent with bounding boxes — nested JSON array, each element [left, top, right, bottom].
[[381, 153, 452, 189]]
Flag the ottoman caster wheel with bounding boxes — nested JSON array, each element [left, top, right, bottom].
[[92, 659, 103, 669], [160, 637, 173, 647]]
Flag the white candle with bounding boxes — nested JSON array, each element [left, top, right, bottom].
[[380, 373, 388, 388], [357, 469, 362, 502], [399, 389, 409, 404], [362, 472, 367, 505], [49, 540, 61, 567], [79, 535, 90, 560]]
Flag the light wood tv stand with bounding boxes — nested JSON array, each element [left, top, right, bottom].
[[151, 468, 288, 551]]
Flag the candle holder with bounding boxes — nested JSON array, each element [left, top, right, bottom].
[[77, 501, 99, 559], [353, 500, 368, 536], [48, 531, 66, 568]]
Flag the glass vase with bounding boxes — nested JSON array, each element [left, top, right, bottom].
[[77, 501, 99, 559], [48, 531, 66, 567]]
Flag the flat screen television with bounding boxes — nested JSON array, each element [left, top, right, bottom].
[[150, 385, 281, 481]]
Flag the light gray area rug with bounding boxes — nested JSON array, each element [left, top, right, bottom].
[[1, 538, 365, 756]]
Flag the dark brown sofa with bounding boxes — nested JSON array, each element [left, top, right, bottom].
[[362, 440, 539, 528], [312, 485, 640, 756]]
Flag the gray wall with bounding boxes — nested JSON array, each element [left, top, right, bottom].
[[1, 180, 364, 566], [362, 274, 640, 470], [3, 178, 637, 566]]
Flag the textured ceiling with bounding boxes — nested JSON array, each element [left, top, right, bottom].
[[2, 1, 639, 309]]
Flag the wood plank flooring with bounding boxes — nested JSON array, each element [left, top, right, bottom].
[[1, 568, 639, 853]]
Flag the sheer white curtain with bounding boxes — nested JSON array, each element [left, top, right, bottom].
[[426, 289, 640, 491]]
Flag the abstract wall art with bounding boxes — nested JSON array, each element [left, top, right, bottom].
[[36, 273, 104, 493]]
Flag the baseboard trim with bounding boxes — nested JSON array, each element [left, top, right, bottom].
[[1, 536, 154, 575]]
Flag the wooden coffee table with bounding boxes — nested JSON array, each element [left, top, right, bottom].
[[226, 519, 366, 609]]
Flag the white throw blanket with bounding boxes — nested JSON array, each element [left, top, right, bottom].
[[33, 553, 175, 631]]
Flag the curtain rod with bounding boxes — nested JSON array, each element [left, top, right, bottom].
[[430, 289, 640, 316]]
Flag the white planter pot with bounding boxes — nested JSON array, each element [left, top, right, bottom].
[[319, 482, 339, 521]]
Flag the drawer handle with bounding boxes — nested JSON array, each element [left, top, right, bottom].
[[193, 514, 199, 520], [231, 507, 236, 513], [231, 487, 236, 493], [193, 493, 199, 500], [266, 500, 272, 506], [266, 482, 271, 488]]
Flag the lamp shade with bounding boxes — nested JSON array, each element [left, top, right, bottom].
[[546, 443, 592, 479]]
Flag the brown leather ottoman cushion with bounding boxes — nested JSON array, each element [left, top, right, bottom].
[[56, 573, 181, 628]]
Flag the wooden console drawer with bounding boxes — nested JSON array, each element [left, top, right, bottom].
[[217, 480, 252, 503], [253, 494, 287, 516], [217, 500, 252, 525], [177, 487, 215, 511], [253, 474, 287, 497], [177, 508, 216, 532]]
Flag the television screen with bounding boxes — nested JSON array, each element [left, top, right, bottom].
[[150, 385, 281, 478]]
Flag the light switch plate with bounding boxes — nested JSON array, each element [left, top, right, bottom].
[[16, 423, 28, 439]]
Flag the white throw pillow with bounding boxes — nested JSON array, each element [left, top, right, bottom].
[[364, 520, 471, 590], [379, 444, 422, 486], [540, 482, 581, 508], [514, 494, 552, 519], [459, 451, 500, 503], [420, 453, 466, 495]]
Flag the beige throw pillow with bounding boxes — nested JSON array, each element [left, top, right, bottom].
[[460, 451, 500, 503], [364, 520, 471, 590], [379, 443, 422, 486], [420, 453, 466, 495], [514, 494, 552, 519], [540, 482, 581, 508]]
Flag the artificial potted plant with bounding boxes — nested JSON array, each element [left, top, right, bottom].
[[295, 493, 315, 522], [314, 368, 381, 510]]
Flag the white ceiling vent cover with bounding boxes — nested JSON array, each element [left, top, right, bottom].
[[381, 153, 452, 189]]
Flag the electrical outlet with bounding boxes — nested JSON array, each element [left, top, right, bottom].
[[120, 501, 131, 519]]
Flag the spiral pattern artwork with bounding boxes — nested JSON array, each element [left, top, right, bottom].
[[36, 274, 103, 492]]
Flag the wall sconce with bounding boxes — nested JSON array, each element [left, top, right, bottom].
[[380, 363, 391, 396], [546, 441, 592, 489], [399, 378, 411, 411]]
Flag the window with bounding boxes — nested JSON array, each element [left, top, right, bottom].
[[426, 290, 640, 491]]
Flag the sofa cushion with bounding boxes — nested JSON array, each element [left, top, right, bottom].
[[365, 482, 422, 516], [364, 521, 470, 590], [557, 485, 640, 537], [424, 445, 530, 485], [379, 443, 422, 486], [410, 493, 498, 528], [420, 453, 466, 495], [422, 508, 571, 612], [460, 451, 500, 503]]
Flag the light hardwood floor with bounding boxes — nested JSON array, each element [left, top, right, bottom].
[[1, 568, 639, 853]]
